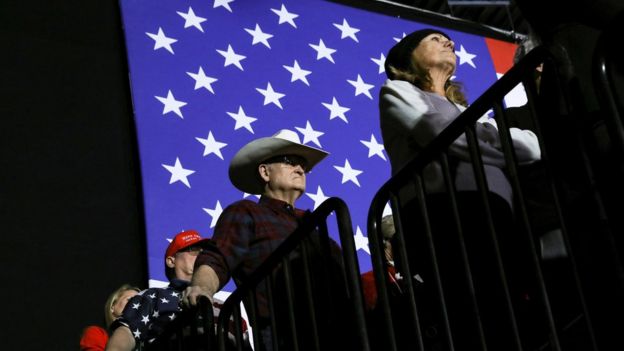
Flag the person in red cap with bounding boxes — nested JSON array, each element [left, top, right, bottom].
[[163, 229, 213, 282], [105, 229, 215, 351]]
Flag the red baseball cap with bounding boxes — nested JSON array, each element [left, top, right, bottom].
[[165, 229, 212, 259]]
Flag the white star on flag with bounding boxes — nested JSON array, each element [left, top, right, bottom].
[[177, 7, 206, 32], [256, 82, 285, 109], [455, 45, 477, 68], [245, 23, 273, 48], [309, 39, 336, 63], [162, 157, 195, 188], [354, 226, 370, 254], [121, 0, 514, 287], [133, 329, 142, 338], [203, 200, 223, 228], [141, 315, 150, 325], [196, 131, 227, 159], [146, 27, 177, 54], [187, 67, 217, 94], [283, 60, 312, 86], [333, 18, 360, 42], [295, 120, 324, 147], [160, 297, 169, 304], [306, 185, 329, 210], [271, 4, 298, 28], [371, 53, 386, 74], [217, 45, 246, 71], [393, 32, 407, 42], [214, 0, 234, 12], [361, 134, 386, 160], [334, 159, 363, 187], [169, 313, 177, 321], [322, 97, 350, 123], [155, 90, 187, 118], [132, 303, 140, 309], [226, 106, 257, 133], [153, 310, 159, 318], [347, 74, 374, 99]]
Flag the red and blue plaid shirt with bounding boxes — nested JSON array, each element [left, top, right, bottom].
[[195, 196, 307, 288], [196, 195, 350, 350]]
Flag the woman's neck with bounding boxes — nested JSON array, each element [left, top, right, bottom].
[[429, 71, 449, 96]]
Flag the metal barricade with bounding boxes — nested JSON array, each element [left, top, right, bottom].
[[366, 45, 604, 351], [213, 197, 370, 351]]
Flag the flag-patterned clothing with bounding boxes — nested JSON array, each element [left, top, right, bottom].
[[111, 279, 189, 345]]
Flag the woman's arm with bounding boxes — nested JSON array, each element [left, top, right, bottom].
[[104, 327, 135, 351], [381, 80, 540, 166], [380, 80, 458, 147], [477, 117, 541, 164], [381, 80, 505, 165]]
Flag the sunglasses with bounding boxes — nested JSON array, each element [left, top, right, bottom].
[[262, 154, 310, 173]]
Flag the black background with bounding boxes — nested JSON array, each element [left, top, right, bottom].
[[1, 1, 147, 349]]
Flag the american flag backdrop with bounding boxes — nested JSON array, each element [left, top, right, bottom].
[[118, 0, 517, 289]]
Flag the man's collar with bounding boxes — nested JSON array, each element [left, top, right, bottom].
[[259, 195, 306, 217], [259, 195, 293, 209], [169, 278, 190, 291]]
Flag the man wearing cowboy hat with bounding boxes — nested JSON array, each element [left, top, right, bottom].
[[183, 128, 329, 307], [181, 129, 337, 349]]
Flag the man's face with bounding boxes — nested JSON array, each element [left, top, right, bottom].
[[261, 155, 308, 197], [167, 245, 203, 281]]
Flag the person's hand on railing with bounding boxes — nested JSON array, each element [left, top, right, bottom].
[[181, 264, 220, 307], [476, 119, 501, 148], [478, 117, 541, 164]]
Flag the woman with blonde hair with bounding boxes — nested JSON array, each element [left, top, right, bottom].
[[80, 284, 140, 351], [379, 28, 542, 350]]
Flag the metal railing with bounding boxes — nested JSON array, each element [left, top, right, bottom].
[[140, 296, 215, 351], [142, 198, 367, 351], [144, 25, 624, 350], [212, 197, 369, 351], [366, 44, 603, 351]]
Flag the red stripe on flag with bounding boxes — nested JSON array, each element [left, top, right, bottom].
[[485, 37, 518, 75]]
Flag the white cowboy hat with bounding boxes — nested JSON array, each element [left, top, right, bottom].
[[229, 129, 329, 194]]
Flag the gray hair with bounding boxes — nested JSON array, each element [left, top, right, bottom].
[[380, 215, 396, 240]]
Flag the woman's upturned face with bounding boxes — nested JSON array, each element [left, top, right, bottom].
[[411, 33, 456, 76]]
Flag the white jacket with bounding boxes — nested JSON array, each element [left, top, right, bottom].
[[379, 79, 541, 205]]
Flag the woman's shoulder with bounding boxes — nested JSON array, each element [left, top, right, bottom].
[[381, 79, 428, 99], [383, 79, 421, 91]]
